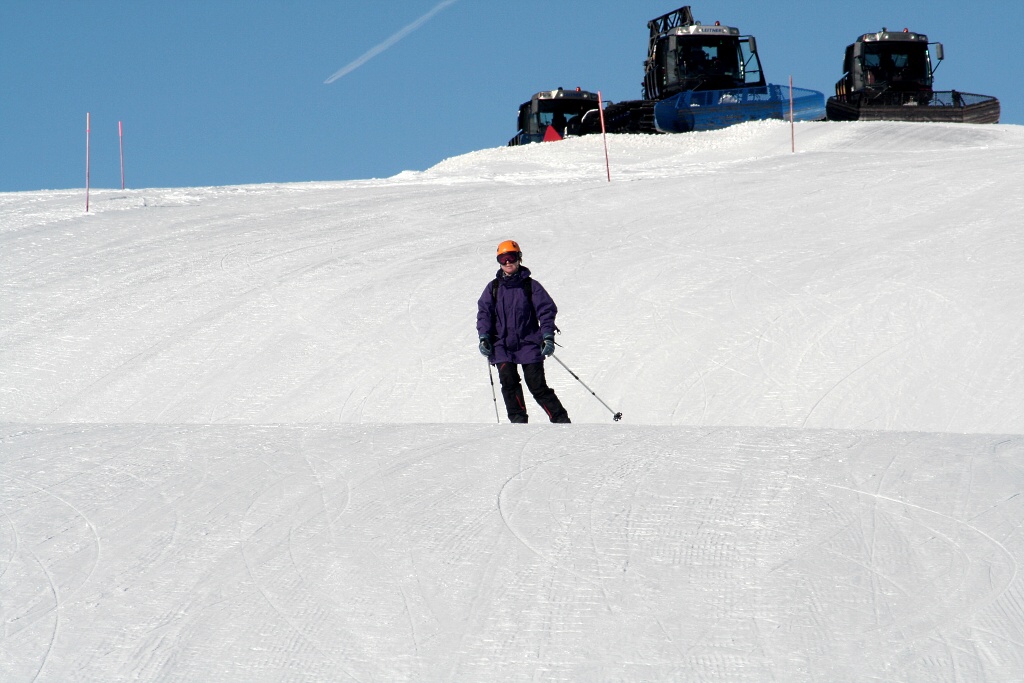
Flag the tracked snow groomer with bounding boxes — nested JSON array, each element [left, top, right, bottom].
[[588, 6, 825, 134], [826, 28, 1000, 123], [507, 88, 602, 146]]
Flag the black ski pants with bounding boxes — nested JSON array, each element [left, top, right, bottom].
[[497, 361, 570, 424]]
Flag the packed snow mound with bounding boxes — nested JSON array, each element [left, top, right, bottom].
[[3, 121, 1021, 430], [3, 121, 1024, 682], [420, 120, 1024, 184], [4, 423, 1023, 681]]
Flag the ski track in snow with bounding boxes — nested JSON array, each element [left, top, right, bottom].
[[2, 121, 1024, 680], [3, 427, 1024, 680]]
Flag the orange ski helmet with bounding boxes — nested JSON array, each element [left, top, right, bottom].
[[496, 240, 521, 263]]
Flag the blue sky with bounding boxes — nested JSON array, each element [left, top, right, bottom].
[[2, 0, 1020, 192]]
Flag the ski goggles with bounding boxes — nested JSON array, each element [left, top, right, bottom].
[[497, 252, 520, 265]]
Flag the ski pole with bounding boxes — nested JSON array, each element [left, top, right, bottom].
[[487, 360, 500, 423], [550, 353, 622, 421]]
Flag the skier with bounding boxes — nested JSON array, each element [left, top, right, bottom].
[[477, 240, 570, 423]]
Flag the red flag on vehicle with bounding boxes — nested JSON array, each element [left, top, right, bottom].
[[542, 125, 563, 142]]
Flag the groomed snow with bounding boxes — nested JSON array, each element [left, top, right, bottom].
[[2, 121, 1023, 681]]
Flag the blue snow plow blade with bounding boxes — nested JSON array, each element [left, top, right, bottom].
[[653, 85, 826, 133]]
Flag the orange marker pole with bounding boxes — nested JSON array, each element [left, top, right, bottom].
[[119, 121, 125, 190], [86, 112, 91, 212], [790, 76, 795, 153], [598, 91, 611, 182]]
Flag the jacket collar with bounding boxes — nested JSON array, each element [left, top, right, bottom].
[[495, 265, 532, 283]]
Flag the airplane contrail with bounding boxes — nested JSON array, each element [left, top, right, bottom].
[[324, 0, 460, 84]]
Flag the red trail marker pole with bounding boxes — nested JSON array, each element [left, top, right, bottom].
[[86, 112, 91, 212], [597, 91, 611, 182], [789, 76, 795, 153], [119, 121, 125, 190]]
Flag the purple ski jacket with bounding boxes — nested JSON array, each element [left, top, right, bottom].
[[476, 266, 558, 365]]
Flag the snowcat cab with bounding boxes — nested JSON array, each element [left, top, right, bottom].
[[507, 88, 602, 146], [590, 6, 825, 135], [834, 29, 938, 105], [642, 7, 764, 100], [826, 29, 999, 123]]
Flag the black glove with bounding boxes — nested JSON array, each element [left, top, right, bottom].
[[479, 335, 493, 357], [541, 333, 555, 357]]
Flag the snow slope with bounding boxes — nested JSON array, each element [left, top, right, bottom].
[[2, 121, 1024, 681]]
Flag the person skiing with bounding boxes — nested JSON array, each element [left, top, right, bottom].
[[477, 240, 571, 424]]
